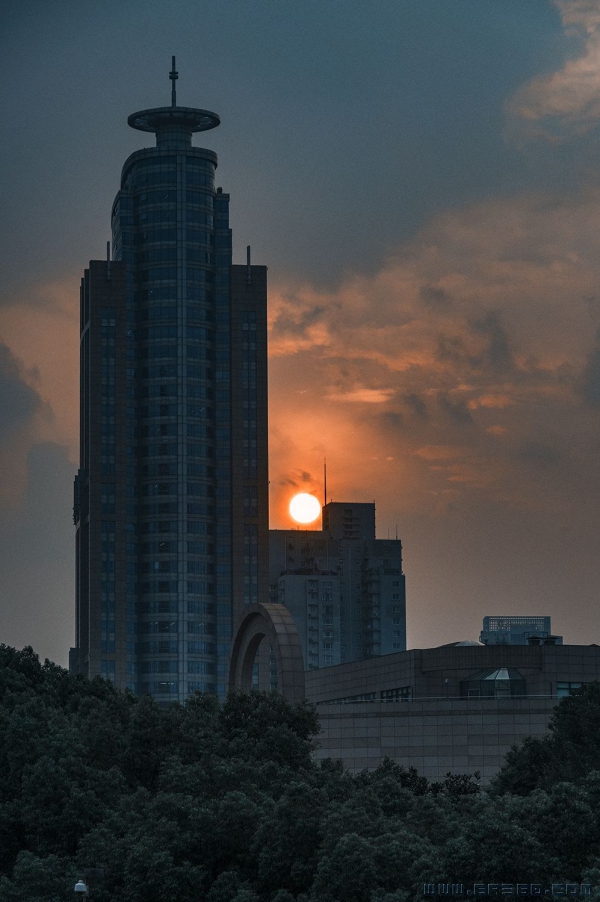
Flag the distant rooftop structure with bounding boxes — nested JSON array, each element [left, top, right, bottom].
[[480, 616, 563, 647]]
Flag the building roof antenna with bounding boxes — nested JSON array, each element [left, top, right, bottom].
[[323, 457, 327, 507], [169, 55, 178, 107]]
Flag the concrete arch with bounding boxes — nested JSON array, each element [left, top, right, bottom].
[[229, 603, 305, 703]]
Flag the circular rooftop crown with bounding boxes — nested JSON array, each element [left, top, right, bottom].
[[128, 106, 220, 134], [128, 57, 220, 135]]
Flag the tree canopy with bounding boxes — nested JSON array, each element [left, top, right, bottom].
[[1, 645, 600, 902]]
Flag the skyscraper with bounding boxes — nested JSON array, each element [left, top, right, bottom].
[[71, 61, 269, 701]]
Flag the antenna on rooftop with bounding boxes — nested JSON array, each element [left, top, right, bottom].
[[106, 241, 111, 279], [246, 246, 252, 284], [169, 56, 178, 107]]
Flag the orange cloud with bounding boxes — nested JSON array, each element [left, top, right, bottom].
[[268, 186, 600, 531], [326, 387, 396, 404], [0, 274, 80, 463]]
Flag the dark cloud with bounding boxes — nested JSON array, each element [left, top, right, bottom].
[[404, 393, 428, 419], [378, 411, 404, 432], [270, 302, 327, 338], [472, 311, 515, 373], [0, 343, 42, 441], [278, 469, 314, 488], [436, 334, 467, 365], [438, 394, 473, 424], [419, 285, 452, 308], [519, 441, 562, 467]]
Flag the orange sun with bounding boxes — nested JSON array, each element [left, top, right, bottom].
[[289, 492, 321, 524]]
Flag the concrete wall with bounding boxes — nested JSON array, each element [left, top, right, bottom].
[[315, 696, 556, 784]]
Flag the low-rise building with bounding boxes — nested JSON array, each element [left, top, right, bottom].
[[305, 641, 600, 783]]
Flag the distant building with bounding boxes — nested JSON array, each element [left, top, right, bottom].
[[230, 604, 600, 784], [480, 616, 563, 647], [269, 502, 406, 671], [306, 641, 600, 782]]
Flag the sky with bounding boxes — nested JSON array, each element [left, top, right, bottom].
[[1, 0, 600, 665]]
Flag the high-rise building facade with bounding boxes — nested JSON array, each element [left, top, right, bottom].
[[71, 63, 269, 701], [269, 502, 406, 669]]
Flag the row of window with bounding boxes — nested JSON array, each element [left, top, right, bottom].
[[141, 324, 212, 341], [137, 422, 213, 439], [139, 305, 212, 323], [128, 165, 216, 190], [138, 344, 211, 362], [137, 266, 217, 285], [140, 660, 216, 674], [140, 483, 213, 497], [138, 403, 212, 419], [137, 681, 218, 695], [140, 540, 213, 554], [140, 463, 214, 479], [140, 384, 208, 399], [138, 578, 214, 595], [139, 620, 216, 635], [140, 364, 213, 380], [136, 641, 216, 655], [136, 599, 215, 615], [138, 520, 213, 535], [141, 560, 214, 574]]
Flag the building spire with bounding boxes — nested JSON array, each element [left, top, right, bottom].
[[169, 55, 178, 107]]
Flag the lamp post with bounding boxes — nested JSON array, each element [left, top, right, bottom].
[[74, 880, 88, 899]]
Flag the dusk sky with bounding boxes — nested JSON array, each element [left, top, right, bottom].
[[2, 0, 600, 666]]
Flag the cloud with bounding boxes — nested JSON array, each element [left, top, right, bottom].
[[326, 387, 396, 404], [0, 344, 43, 439], [0, 343, 54, 506], [519, 441, 563, 467], [506, 0, 600, 145], [438, 393, 474, 425], [404, 393, 428, 418], [268, 185, 600, 531]]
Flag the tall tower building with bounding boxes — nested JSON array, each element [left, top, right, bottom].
[[71, 62, 269, 701]]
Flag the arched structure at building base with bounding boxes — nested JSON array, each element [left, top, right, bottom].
[[228, 603, 306, 703]]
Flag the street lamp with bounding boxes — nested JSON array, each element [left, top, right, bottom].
[[74, 880, 88, 898]]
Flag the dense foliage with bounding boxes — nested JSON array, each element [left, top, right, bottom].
[[1, 645, 600, 901]]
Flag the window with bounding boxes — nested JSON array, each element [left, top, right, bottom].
[[557, 681, 585, 698], [381, 686, 411, 702], [101, 660, 116, 683]]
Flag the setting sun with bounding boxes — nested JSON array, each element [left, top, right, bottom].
[[289, 492, 321, 524]]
